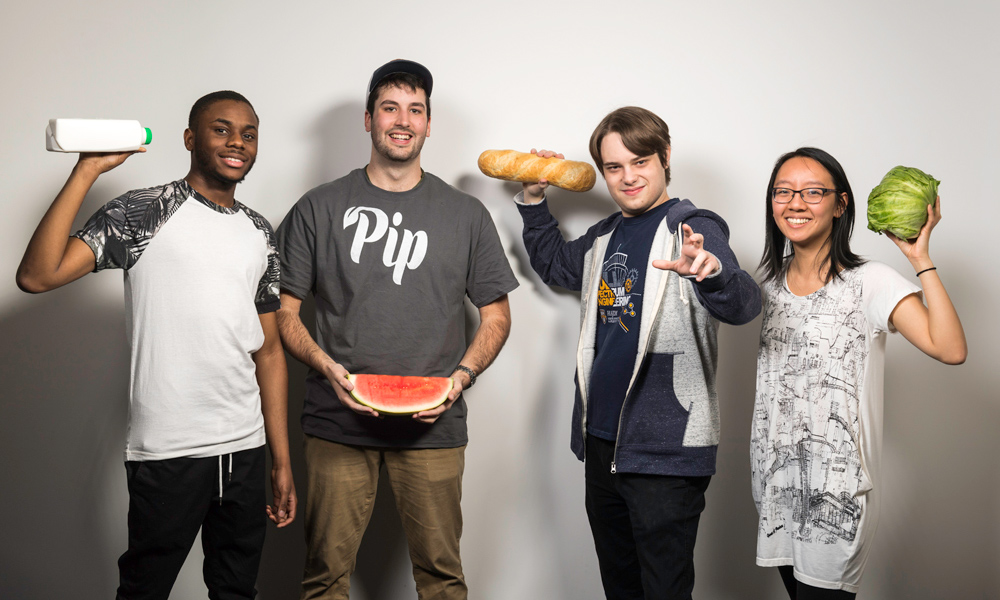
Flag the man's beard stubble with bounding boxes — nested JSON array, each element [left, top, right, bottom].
[[371, 128, 425, 163]]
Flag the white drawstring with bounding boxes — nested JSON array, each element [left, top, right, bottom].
[[218, 453, 234, 506], [676, 222, 689, 305]]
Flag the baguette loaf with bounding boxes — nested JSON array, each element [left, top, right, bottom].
[[477, 149, 597, 192]]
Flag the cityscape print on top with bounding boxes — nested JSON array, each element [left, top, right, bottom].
[[752, 268, 872, 549]]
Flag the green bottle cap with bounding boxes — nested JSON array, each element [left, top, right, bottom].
[[144, 128, 152, 145]]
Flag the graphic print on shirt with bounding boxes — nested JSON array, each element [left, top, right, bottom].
[[75, 180, 193, 271], [752, 270, 869, 548], [74, 180, 281, 310], [598, 245, 641, 333], [343, 206, 428, 285]]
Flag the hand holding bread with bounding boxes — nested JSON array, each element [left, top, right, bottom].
[[478, 149, 597, 193]]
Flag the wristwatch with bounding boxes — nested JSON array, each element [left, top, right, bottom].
[[455, 365, 476, 388]]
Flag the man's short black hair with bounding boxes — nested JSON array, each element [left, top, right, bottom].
[[365, 73, 431, 118], [188, 91, 258, 130]]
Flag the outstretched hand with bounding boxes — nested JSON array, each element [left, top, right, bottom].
[[651, 223, 720, 281], [521, 148, 564, 204], [886, 196, 940, 270]]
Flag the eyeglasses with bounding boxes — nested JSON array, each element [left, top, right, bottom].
[[770, 187, 837, 204]]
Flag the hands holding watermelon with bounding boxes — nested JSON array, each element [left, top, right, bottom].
[[411, 372, 466, 424], [321, 360, 382, 418], [277, 292, 476, 424], [327, 366, 461, 424]]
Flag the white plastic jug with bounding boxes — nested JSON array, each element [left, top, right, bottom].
[[46, 119, 152, 152]]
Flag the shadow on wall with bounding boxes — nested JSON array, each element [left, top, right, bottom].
[[0, 177, 147, 600], [0, 278, 130, 600], [451, 174, 602, 598], [257, 99, 418, 600], [697, 315, 784, 599], [869, 304, 1000, 600], [306, 101, 372, 189], [671, 155, 779, 597], [463, 174, 622, 597], [487, 178, 617, 299]]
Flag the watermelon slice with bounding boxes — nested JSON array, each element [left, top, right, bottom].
[[347, 374, 453, 415]]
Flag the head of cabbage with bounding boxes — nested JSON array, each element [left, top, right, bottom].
[[867, 166, 939, 240]]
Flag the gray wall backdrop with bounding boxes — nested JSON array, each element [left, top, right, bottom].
[[1, 1, 998, 599]]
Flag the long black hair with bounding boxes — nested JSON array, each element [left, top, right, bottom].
[[758, 147, 865, 284]]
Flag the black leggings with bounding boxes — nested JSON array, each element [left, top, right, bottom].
[[778, 566, 857, 600]]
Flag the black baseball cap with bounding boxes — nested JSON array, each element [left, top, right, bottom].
[[366, 59, 433, 105]]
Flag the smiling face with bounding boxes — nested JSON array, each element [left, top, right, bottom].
[[600, 132, 671, 217], [365, 83, 430, 164], [771, 156, 847, 250], [185, 99, 258, 185]]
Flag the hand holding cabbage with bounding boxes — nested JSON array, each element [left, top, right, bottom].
[[866, 166, 940, 240]]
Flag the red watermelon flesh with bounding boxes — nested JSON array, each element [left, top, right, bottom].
[[347, 374, 453, 414]]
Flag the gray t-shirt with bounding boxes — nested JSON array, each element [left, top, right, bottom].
[[277, 168, 519, 448]]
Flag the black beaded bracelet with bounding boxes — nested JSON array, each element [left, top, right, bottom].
[[916, 267, 937, 277]]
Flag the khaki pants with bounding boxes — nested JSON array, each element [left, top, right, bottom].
[[300, 435, 467, 600]]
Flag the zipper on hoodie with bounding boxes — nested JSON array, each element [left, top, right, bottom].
[[610, 382, 635, 474], [581, 234, 606, 475], [609, 219, 679, 475]]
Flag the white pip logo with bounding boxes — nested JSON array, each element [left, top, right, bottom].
[[344, 206, 428, 285]]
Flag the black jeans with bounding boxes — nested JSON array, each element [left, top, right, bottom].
[[116, 446, 267, 600], [585, 436, 711, 600], [778, 566, 857, 600]]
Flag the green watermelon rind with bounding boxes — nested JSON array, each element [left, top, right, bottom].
[[347, 374, 453, 415]]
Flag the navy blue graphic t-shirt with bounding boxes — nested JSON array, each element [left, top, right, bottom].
[[588, 200, 675, 440]]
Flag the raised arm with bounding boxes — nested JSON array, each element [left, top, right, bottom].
[[275, 291, 378, 417], [413, 294, 512, 424], [521, 149, 564, 206], [886, 198, 967, 365], [516, 149, 609, 291], [254, 311, 297, 527], [16, 151, 141, 293]]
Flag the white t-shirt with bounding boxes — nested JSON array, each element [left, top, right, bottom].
[[751, 261, 920, 592], [75, 180, 280, 461]]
